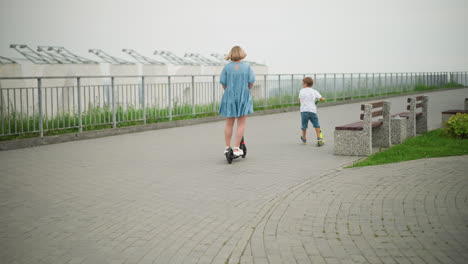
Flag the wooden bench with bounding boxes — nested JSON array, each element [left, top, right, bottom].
[[391, 95, 428, 138], [334, 101, 391, 156], [441, 98, 468, 125]]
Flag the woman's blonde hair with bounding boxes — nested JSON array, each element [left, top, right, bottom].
[[225, 46, 247, 61]]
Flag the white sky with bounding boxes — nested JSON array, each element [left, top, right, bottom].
[[1, 0, 467, 73]]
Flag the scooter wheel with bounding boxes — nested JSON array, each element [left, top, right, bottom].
[[241, 144, 247, 158], [226, 149, 233, 164]]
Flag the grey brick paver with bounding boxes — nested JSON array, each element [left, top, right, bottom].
[[1, 89, 468, 264]]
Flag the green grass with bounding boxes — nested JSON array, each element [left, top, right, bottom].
[[414, 81, 463, 91], [350, 129, 468, 167]]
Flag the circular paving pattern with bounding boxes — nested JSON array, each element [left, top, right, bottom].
[[233, 156, 468, 264]]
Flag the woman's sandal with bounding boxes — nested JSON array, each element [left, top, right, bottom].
[[233, 147, 244, 156], [224, 146, 230, 154]]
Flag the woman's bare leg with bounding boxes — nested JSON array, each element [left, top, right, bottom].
[[225, 117, 235, 147], [234, 115, 247, 147]]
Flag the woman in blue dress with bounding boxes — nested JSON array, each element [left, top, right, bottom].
[[219, 46, 255, 156]]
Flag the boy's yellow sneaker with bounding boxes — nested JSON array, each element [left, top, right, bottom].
[[317, 137, 325, 147]]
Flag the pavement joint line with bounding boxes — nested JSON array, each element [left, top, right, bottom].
[[227, 161, 357, 263]]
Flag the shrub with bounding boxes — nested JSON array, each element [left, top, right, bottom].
[[446, 113, 468, 138]]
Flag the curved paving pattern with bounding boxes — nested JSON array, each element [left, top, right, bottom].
[[0, 88, 467, 264], [239, 156, 468, 264]]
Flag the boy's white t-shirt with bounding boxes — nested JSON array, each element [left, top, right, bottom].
[[299, 88, 322, 113]]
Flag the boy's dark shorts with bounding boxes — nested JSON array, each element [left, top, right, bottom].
[[301, 112, 320, 130]]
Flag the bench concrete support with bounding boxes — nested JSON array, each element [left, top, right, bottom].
[[465, 98, 468, 110], [391, 116, 407, 145], [440, 110, 467, 125], [372, 101, 391, 148], [442, 112, 452, 126], [334, 104, 372, 156], [416, 95, 428, 134], [407, 98, 417, 137]]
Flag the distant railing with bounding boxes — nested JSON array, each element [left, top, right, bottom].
[[0, 71, 467, 138]]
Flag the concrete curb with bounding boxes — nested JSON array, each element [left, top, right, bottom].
[[1, 86, 465, 151], [0, 116, 225, 151]]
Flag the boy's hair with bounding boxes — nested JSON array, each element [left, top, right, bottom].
[[225, 46, 247, 61], [303, 77, 314, 87]]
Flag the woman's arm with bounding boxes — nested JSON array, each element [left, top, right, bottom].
[[248, 65, 255, 89], [220, 66, 227, 89]]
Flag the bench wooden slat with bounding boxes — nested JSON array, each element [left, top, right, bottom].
[[336, 121, 383, 131], [336, 121, 364, 131], [370, 101, 384, 108], [360, 110, 383, 120], [407, 103, 423, 110], [392, 112, 410, 118], [372, 121, 383, 127], [441, 110, 468, 115], [406, 103, 423, 110], [407, 97, 425, 104], [361, 101, 384, 110]]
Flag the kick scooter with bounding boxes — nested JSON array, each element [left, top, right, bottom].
[[225, 137, 247, 164]]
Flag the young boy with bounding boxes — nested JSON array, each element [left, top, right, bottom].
[[298, 77, 325, 144]]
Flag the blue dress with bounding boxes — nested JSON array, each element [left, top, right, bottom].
[[219, 62, 255, 117]]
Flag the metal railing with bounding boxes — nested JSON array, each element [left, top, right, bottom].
[[0, 71, 466, 138]]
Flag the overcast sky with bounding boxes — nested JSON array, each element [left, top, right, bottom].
[[1, 0, 467, 73]]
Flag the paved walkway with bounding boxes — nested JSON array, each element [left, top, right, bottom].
[[250, 156, 468, 264], [0, 88, 467, 264]]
